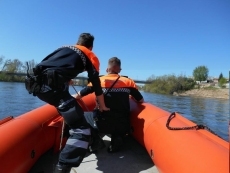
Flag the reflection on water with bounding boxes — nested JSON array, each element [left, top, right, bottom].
[[0, 82, 229, 141]]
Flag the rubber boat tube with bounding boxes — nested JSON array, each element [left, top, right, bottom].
[[81, 94, 229, 173], [0, 104, 64, 173], [0, 93, 229, 173]]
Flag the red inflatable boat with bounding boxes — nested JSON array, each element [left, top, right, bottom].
[[0, 93, 229, 173]]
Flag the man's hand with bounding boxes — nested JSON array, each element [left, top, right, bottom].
[[69, 79, 74, 85], [96, 94, 110, 112], [99, 105, 110, 112], [75, 92, 82, 99]]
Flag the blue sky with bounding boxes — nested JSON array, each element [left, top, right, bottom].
[[0, 0, 229, 80]]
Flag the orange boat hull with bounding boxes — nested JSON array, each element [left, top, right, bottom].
[[81, 94, 229, 173], [0, 105, 64, 173], [129, 100, 229, 173], [0, 93, 229, 173]]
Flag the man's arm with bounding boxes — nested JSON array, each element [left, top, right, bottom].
[[77, 85, 108, 111], [129, 88, 144, 103], [86, 63, 109, 111], [126, 77, 144, 103], [80, 86, 94, 96]]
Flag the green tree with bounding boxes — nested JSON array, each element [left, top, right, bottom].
[[219, 77, 227, 88], [3, 59, 23, 73], [1, 59, 11, 71], [218, 73, 223, 81], [193, 66, 209, 82], [146, 75, 156, 82], [142, 74, 195, 94]]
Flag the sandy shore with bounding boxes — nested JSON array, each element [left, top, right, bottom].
[[178, 88, 229, 99]]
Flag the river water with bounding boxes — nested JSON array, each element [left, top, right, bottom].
[[0, 82, 229, 142]]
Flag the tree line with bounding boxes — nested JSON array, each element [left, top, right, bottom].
[[0, 56, 36, 82], [0, 56, 85, 85], [192, 66, 227, 88], [143, 66, 228, 94], [0, 56, 228, 93]]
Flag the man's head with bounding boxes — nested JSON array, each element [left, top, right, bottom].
[[76, 33, 94, 50], [106, 57, 122, 74]]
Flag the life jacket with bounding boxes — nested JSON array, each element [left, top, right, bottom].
[[88, 74, 137, 89], [100, 75, 137, 89], [76, 45, 99, 73]]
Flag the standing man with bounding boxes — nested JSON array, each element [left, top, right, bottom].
[[25, 33, 109, 173], [76, 57, 144, 153]]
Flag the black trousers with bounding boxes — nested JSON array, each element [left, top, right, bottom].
[[84, 110, 130, 137], [36, 88, 91, 167]]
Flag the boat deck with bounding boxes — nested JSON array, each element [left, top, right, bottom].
[[29, 135, 159, 173]]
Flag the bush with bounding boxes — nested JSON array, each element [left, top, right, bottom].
[[143, 74, 195, 95], [219, 78, 227, 88]]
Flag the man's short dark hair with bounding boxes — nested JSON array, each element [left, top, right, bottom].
[[108, 57, 121, 67], [76, 33, 94, 49]]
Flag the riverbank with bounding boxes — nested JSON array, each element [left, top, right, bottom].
[[178, 88, 229, 99]]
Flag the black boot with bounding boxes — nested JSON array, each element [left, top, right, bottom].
[[88, 130, 105, 153], [107, 135, 123, 153], [54, 163, 72, 173]]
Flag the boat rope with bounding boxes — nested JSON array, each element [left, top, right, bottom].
[[71, 84, 90, 111], [166, 112, 223, 139]]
